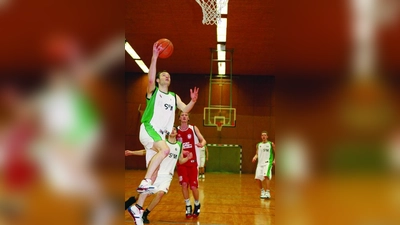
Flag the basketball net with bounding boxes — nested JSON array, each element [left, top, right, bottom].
[[195, 0, 229, 25], [216, 122, 223, 131]]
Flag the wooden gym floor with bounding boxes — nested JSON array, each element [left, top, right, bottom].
[[125, 170, 275, 225]]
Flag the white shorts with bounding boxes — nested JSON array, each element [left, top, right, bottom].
[[152, 174, 173, 193], [139, 123, 166, 167], [255, 163, 273, 181], [199, 156, 206, 167]]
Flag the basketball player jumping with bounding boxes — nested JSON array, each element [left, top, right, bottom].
[[131, 41, 199, 222]]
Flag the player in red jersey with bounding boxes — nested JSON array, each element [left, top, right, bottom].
[[176, 112, 207, 219]]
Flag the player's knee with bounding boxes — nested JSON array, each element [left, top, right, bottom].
[[190, 185, 197, 191], [182, 182, 188, 189], [157, 191, 165, 198], [160, 148, 170, 157]]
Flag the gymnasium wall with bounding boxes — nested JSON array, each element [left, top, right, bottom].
[[125, 72, 275, 173]]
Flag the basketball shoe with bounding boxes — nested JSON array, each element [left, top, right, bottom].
[[193, 204, 201, 218], [128, 204, 144, 225], [185, 205, 193, 219], [260, 189, 266, 199], [137, 179, 156, 193], [265, 190, 271, 199]]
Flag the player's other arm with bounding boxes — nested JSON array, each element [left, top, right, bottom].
[[272, 142, 276, 164], [194, 126, 207, 148], [176, 87, 199, 113], [252, 144, 258, 163], [205, 145, 209, 161], [178, 150, 193, 164], [125, 149, 146, 156]]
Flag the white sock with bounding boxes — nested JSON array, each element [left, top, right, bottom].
[[185, 199, 191, 206]]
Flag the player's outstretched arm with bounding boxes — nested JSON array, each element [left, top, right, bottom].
[[147, 42, 164, 96], [176, 87, 199, 113]]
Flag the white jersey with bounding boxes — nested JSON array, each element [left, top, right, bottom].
[[158, 140, 182, 176], [257, 141, 274, 166], [141, 87, 177, 134], [199, 146, 206, 158]]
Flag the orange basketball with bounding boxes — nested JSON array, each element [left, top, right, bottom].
[[156, 38, 174, 58]]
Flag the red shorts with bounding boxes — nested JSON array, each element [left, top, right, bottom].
[[4, 159, 36, 191], [177, 165, 198, 188]]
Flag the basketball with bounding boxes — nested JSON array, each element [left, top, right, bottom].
[[156, 38, 174, 58]]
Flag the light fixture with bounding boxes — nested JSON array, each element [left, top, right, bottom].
[[125, 40, 149, 73], [125, 41, 140, 59], [217, 18, 227, 42]]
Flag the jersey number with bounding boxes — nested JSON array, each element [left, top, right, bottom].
[[168, 153, 178, 159], [164, 104, 173, 111]]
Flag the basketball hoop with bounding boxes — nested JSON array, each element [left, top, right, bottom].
[[195, 0, 229, 25]]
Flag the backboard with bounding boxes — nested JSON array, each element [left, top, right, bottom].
[[203, 107, 236, 130]]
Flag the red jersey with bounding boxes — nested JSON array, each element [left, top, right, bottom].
[[4, 121, 37, 191], [177, 125, 199, 167]]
